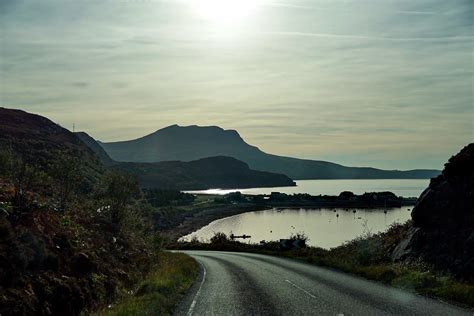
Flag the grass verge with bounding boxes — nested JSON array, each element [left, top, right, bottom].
[[94, 252, 198, 316]]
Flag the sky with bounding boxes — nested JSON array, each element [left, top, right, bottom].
[[1, 0, 473, 170]]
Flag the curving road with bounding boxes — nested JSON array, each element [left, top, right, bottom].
[[174, 251, 472, 316]]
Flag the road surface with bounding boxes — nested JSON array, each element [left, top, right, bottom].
[[175, 251, 472, 316]]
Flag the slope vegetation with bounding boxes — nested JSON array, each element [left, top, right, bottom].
[[0, 107, 160, 314], [0, 108, 104, 183]]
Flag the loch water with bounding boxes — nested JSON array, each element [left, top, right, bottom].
[[180, 206, 412, 249], [186, 179, 428, 198]]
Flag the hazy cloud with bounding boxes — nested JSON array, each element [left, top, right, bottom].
[[1, 0, 472, 169], [266, 31, 473, 42]]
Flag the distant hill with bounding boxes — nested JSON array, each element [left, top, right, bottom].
[[99, 124, 440, 180], [116, 157, 295, 190], [76, 131, 295, 189]]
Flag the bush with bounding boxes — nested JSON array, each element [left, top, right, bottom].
[[210, 232, 230, 244], [144, 189, 195, 207], [289, 232, 309, 242], [49, 154, 85, 211], [93, 171, 141, 231]]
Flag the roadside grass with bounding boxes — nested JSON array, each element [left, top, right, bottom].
[[170, 223, 474, 309], [95, 252, 198, 316], [355, 264, 474, 307], [271, 244, 474, 308]]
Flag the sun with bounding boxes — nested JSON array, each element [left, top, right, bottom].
[[190, 0, 258, 25]]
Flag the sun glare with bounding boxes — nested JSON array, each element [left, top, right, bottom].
[[190, 0, 258, 25]]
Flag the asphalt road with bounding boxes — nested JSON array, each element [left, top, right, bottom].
[[175, 251, 472, 316]]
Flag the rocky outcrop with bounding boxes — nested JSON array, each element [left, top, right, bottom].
[[392, 144, 474, 281]]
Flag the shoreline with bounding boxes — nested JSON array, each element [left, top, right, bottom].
[[162, 199, 417, 242], [162, 203, 270, 242]]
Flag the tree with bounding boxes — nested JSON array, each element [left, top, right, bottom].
[[0, 149, 43, 211], [94, 171, 141, 230], [49, 153, 84, 212], [0, 149, 12, 178]]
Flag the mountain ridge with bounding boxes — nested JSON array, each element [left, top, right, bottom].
[[76, 130, 295, 189], [99, 124, 440, 180]]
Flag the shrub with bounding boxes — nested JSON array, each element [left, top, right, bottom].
[[289, 232, 309, 243], [93, 171, 141, 231], [49, 153, 85, 212], [210, 232, 230, 244]]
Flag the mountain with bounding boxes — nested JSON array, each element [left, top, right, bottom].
[[99, 125, 440, 180], [76, 131, 295, 190], [392, 144, 474, 281]]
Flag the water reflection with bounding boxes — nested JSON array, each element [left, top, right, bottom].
[[186, 179, 428, 198], [180, 207, 411, 249]]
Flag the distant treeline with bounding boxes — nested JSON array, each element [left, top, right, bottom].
[[144, 189, 195, 207], [216, 191, 417, 208]]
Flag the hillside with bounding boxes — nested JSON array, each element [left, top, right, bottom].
[[0, 108, 104, 186], [0, 108, 100, 168], [0, 108, 158, 314], [77, 131, 295, 189], [75, 132, 115, 166], [99, 125, 440, 180]]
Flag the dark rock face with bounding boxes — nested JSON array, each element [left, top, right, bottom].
[[392, 144, 474, 281]]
